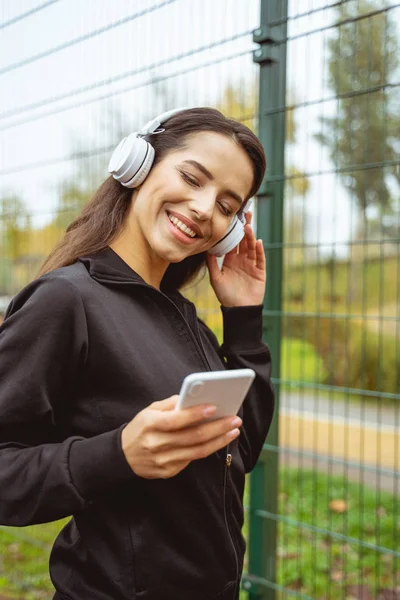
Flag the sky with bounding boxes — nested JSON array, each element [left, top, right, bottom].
[[0, 0, 398, 258]]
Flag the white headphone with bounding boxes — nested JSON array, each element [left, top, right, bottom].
[[108, 108, 250, 257]]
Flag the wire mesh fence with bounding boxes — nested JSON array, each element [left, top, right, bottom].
[[246, 1, 399, 599], [0, 1, 399, 599]]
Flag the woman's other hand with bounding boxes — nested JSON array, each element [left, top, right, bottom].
[[121, 396, 242, 479], [206, 211, 266, 307]]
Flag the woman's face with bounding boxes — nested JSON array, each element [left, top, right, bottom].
[[127, 131, 254, 264]]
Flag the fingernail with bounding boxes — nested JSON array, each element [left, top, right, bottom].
[[203, 405, 217, 416], [231, 417, 242, 428], [228, 428, 240, 438]]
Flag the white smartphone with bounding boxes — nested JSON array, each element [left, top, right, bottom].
[[175, 368, 256, 421]]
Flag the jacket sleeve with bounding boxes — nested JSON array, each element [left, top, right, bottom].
[[198, 305, 274, 473], [0, 276, 135, 527]]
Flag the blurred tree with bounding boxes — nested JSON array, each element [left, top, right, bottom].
[[315, 0, 400, 230], [0, 192, 34, 293], [0, 193, 31, 261]]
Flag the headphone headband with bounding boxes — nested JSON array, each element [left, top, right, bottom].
[[138, 107, 189, 136]]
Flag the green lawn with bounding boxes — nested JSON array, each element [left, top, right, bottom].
[[1, 469, 397, 599], [0, 519, 66, 599], [241, 469, 399, 599]]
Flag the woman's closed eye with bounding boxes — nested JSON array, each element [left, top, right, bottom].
[[178, 169, 234, 217], [218, 203, 234, 217], [179, 170, 200, 187]]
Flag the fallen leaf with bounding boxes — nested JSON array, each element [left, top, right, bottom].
[[329, 499, 349, 513], [331, 570, 345, 582], [346, 584, 373, 599]]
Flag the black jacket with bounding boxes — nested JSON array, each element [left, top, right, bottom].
[[0, 248, 274, 600]]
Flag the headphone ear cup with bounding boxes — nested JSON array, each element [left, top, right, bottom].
[[108, 136, 155, 189], [208, 217, 245, 257], [109, 107, 189, 189], [124, 143, 155, 188]]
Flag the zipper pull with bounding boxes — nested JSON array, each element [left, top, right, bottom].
[[225, 453, 232, 467]]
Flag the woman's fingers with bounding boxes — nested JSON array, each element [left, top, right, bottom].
[[238, 228, 248, 255], [123, 393, 243, 479], [256, 239, 266, 271], [148, 414, 242, 451], [154, 401, 217, 432], [245, 224, 257, 262], [162, 427, 241, 466]]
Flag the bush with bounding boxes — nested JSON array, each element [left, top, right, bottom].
[[281, 337, 328, 385], [282, 315, 399, 399]]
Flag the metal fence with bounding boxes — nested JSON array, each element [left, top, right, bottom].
[[0, 1, 399, 599], [246, 1, 400, 599]]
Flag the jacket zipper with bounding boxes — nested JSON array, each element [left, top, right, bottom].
[[148, 283, 241, 594], [224, 448, 239, 598], [164, 292, 213, 372], [185, 303, 213, 371], [185, 290, 240, 594], [148, 286, 213, 372]]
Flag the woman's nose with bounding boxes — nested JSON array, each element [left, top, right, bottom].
[[188, 192, 215, 221]]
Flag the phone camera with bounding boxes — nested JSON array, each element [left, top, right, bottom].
[[188, 382, 204, 397]]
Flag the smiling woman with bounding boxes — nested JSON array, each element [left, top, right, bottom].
[[0, 107, 274, 600], [39, 107, 266, 291]]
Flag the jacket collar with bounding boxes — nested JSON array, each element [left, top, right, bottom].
[[79, 247, 147, 285], [78, 247, 191, 306]]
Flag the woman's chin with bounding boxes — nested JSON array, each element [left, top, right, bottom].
[[151, 243, 187, 264], [153, 238, 205, 263], [160, 249, 195, 263]]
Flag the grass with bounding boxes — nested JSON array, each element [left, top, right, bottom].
[[241, 469, 399, 599], [0, 520, 67, 599], [0, 470, 398, 600]]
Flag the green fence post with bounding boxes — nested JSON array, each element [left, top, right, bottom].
[[243, 2, 288, 599]]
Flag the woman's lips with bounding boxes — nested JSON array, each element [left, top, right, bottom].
[[165, 212, 199, 245], [167, 210, 203, 237]]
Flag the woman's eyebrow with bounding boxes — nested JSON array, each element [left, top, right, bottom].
[[181, 159, 244, 206]]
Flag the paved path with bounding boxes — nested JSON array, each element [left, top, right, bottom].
[[280, 391, 399, 427], [274, 391, 399, 493]]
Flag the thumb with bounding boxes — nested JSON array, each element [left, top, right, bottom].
[[150, 395, 179, 412]]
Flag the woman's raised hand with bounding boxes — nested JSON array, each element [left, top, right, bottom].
[[121, 396, 242, 479], [206, 211, 266, 307]]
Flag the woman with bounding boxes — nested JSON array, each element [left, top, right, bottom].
[[0, 107, 274, 600]]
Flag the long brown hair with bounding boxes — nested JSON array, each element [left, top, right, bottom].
[[38, 107, 266, 290]]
